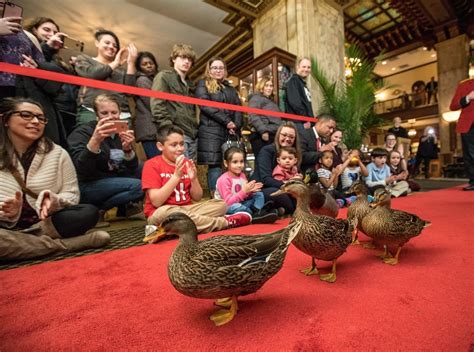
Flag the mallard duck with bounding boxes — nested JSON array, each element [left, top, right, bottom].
[[361, 189, 430, 265], [347, 181, 372, 245], [272, 179, 352, 283], [160, 212, 302, 326], [304, 174, 339, 218]]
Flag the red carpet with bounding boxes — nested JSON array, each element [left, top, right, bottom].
[[0, 187, 473, 351]]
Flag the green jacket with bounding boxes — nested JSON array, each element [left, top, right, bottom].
[[150, 69, 197, 139]]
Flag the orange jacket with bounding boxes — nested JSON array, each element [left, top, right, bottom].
[[449, 78, 474, 133]]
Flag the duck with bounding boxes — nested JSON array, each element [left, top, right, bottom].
[[272, 179, 352, 283], [346, 181, 372, 245], [160, 212, 302, 326], [304, 173, 339, 218], [361, 189, 430, 265]]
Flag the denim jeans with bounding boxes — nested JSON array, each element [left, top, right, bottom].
[[208, 166, 222, 192], [141, 140, 160, 159], [226, 191, 265, 215], [184, 135, 197, 161], [79, 177, 144, 211]]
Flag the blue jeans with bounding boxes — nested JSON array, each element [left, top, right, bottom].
[[208, 166, 222, 192], [79, 177, 144, 211], [226, 191, 265, 215], [141, 140, 160, 159], [184, 135, 197, 161]]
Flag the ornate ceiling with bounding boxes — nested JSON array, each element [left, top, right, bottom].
[[192, 0, 473, 79]]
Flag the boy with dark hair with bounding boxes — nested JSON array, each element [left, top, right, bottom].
[[364, 148, 398, 195], [142, 126, 251, 233]]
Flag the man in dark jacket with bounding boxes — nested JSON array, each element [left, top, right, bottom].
[[300, 114, 337, 173], [150, 44, 198, 160], [388, 116, 409, 138], [285, 57, 315, 132]]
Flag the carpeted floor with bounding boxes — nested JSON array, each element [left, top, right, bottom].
[[0, 186, 472, 351]]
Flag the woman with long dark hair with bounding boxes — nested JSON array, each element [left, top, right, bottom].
[[134, 51, 159, 159], [0, 97, 110, 260], [195, 57, 243, 197]]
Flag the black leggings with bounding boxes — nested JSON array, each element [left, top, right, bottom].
[[262, 187, 296, 215], [51, 204, 99, 238]]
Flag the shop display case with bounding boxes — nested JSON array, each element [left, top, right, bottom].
[[234, 47, 296, 110]]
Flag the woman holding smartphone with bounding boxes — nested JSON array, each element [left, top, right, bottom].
[[74, 29, 137, 126], [67, 93, 143, 226]]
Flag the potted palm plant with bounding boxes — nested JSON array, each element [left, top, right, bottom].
[[311, 45, 387, 150]]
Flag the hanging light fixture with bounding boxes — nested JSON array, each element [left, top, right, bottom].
[[408, 128, 417, 137]]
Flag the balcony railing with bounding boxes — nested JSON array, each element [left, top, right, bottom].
[[374, 92, 438, 115]]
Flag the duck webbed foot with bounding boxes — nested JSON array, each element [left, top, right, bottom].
[[362, 241, 376, 249], [214, 297, 233, 308], [319, 260, 337, 283], [377, 245, 392, 259], [383, 246, 402, 266], [209, 296, 238, 326], [300, 258, 319, 276]]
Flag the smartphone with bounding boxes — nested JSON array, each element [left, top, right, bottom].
[[2, 2, 23, 19], [62, 37, 84, 52], [113, 120, 129, 133]]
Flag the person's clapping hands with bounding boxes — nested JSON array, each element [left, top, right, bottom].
[[0, 17, 22, 36], [186, 159, 198, 182], [320, 141, 336, 152], [173, 155, 186, 178], [243, 180, 263, 193], [0, 191, 22, 219]]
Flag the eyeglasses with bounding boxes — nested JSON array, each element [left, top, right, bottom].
[[12, 111, 48, 125], [280, 133, 296, 140], [210, 66, 225, 71]]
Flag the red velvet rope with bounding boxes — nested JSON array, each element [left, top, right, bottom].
[[0, 62, 318, 123]]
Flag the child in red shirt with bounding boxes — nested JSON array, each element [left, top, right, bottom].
[[142, 126, 251, 233]]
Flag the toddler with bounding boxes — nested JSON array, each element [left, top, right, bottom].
[[272, 146, 302, 181]]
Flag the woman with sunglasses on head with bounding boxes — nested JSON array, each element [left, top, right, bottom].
[[0, 97, 110, 260], [74, 29, 137, 126], [195, 57, 243, 197], [252, 122, 302, 215]]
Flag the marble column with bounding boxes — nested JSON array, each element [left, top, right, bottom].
[[252, 0, 345, 113], [435, 34, 470, 155]]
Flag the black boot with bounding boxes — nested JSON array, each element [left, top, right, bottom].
[[252, 209, 278, 224]]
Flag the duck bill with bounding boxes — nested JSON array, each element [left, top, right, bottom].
[[143, 226, 167, 244]]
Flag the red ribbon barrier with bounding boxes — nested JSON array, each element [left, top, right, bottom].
[[0, 62, 317, 123]]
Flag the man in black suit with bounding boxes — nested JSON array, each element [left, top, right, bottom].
[[300, 114, 337, 173]]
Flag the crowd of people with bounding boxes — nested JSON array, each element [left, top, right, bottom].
[[1, 15, 472, 262]]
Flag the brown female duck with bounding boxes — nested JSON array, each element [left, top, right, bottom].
[[272, 180, 352, 283], [361, 189, 430, 265], [304, 173, 339, 218], [160, 212, 302, 326], [347, 181, 372, 244]]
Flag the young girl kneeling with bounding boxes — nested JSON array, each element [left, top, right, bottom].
[[215, 147, 278, 224]]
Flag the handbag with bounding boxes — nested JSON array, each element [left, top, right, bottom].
[[221, 133, 246, 155]]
